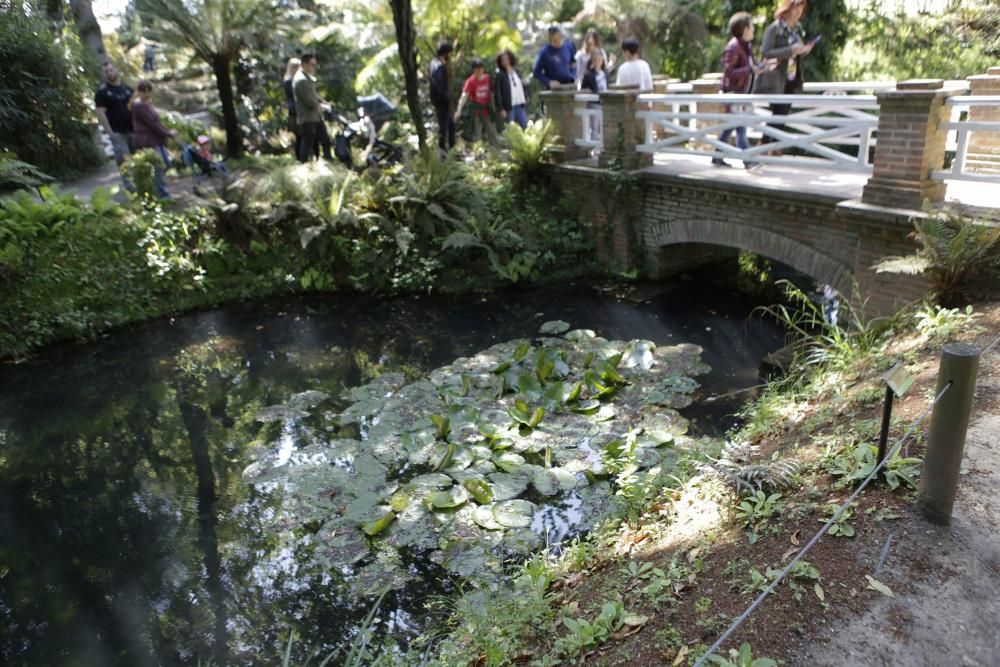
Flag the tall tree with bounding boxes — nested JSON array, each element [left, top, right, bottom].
[[136, 0, 277, 158], [389, 0, 426, 151], [45, 0, 108, 64]]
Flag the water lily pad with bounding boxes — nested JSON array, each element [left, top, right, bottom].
[[532, 468, 559, 496], [444, 446, 475, 472], [539, 320, 571, 335], [621, 341, 656, 371], [361, 511, 396, 536], [489, 472, 529, 501], [471, 504, 504, 530], [564, 329, 596, 342], [463, 478, 494, 504], [493, 451, 526, 473], [287, 390, 330, 410], [409, 473, 453, 489], [255, 405, 310, 422], [425, 485, 470, 509], [492, 499, 536, 528]]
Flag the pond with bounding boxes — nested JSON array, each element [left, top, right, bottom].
[[0, 268, 789, 665]]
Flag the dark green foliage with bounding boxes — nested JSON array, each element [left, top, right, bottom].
[[121, 148, 166, 199], [556, 0, 585, 22], [839, 1, 994, 81], [0, 9, 103, 176], [0, 154, 54, 193], [0, 153, 593, 359], [798, 0, 849, 83]]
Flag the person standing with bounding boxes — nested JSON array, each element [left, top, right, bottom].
[[293, 53, 333, 162], [580, 48, 608, 145], [575, 29, 607, 90], [130, 79, 176, 198], [714, 12, 768, 169], [429, 42, 455, 152], [454, 59, 498, 144], [494, 50, 528, 129], [95, 62, 134, 170], [143, 44, 156, 72], [282, 57, 305, 160], [533, 26, 576, 90], [751, 0, 815, 149], [615, 38, 653, 91]]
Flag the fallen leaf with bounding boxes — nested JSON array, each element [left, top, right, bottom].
[[255, 325, 264, 330], [623, 612, 648, 627], [865, 575, 895, 598], [790, 530, 800, 545], [672, 645, 689, 666], [687, 547, 702, 563], [814, 583, 825, 602], [611, 624, 644, 640], [781, 547, 799, 561]]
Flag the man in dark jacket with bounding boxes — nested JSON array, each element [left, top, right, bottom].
[[532, 26, 575, 90], [429, 42, 455, 152]]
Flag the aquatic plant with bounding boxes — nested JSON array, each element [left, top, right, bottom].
[[244, 324, 709, 597]]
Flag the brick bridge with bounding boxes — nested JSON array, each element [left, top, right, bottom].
[[540, 69, 1000, 315]]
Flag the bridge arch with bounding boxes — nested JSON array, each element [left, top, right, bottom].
[[643, 219, 853, 293]]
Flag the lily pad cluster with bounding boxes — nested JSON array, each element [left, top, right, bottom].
[[244, 325, 709, 591]]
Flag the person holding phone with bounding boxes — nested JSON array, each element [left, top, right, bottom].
[[751, 0, 816, 151]]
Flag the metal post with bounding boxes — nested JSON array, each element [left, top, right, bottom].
[[876, 384, 894, 475], [918, 342, 980, 525]]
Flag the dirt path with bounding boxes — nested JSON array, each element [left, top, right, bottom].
[[61, 160, 126, 200], [803, 335, 1000, 666]]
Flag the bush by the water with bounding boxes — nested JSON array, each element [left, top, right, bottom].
[[0, 153, 592, 359], [0, 9, 103, 177]]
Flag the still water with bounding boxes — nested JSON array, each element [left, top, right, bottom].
[[0, 270, 788, 665]]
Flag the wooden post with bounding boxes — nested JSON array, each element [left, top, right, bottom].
[[918, 342, 980, 525]]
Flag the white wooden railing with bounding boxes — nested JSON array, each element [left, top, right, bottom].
[[573, 93, 602, 149], [635, 93, 880, 172], [934, 95, 1000, 184]]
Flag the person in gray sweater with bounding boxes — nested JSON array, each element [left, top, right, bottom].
[[751, 0, 815, 148]]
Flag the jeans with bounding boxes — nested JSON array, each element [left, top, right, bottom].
[[718, 103, 749, 152], [299, 121, 332, 162], [153, 145, 170, 198], [435, 104, 455, 152], [508, 104, 528, 129]]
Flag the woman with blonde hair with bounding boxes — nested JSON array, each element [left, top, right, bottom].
[[575, 28, 608, 90], [283, 56, 304, 158], [751, 0, 816, 149]]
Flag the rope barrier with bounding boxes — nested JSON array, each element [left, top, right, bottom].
[[693, 380, 953, 666]]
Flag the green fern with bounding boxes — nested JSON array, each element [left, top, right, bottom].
[[873, 204, 1000, 304], [0, 154, 54, 193], [503, 119, 557, 177]]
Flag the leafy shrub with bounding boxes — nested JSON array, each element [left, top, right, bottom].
[[503, 119, 556, 182], [913, 303, 980, 340], [121, 149, 166, 199], [874, 206, 1000, 306], [0, 154, 53, 193], [0, 9, 103, 176]]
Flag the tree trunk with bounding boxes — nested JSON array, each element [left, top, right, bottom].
[[389, 0, 426, 151], [211, 54, 243, 158], [68, 0, 107, 64]]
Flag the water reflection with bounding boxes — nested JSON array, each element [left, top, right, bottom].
[[0, 269, 790, 664]]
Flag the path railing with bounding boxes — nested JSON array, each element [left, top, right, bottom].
[[573, 93, 602, 149], [934, 95, 1000, 184], [635, 93, 880, 172]]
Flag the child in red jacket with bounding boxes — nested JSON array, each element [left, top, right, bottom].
[[454, 59, 498, 145]]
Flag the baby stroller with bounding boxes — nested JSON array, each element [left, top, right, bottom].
[[329, 93, 404, 172], [181, 136, 229, 191]]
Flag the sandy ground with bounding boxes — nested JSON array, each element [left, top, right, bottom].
[[804, 341, 1000, 667]]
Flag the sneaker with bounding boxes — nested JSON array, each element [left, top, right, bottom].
[[744, 161, 762, 172], [711, 158, 732, 168]]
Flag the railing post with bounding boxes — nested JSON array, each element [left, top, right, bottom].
[[862, 79, 954, 209], [691, 79, 722, 150], [598, 85, 653, 170], [538, 88, 590, 163], [964, 65, 1000, 176], [918, 342, 981, 525]]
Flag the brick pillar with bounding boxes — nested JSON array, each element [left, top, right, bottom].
[[691, 79, 722, 150], [862, 79, 954, 210], [598, 85, 653, 170], [539, 89, 589, 162], [965, 66, 1000, 175]]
